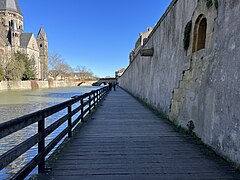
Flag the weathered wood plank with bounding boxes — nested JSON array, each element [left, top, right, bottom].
[[44, 88, 240, 179]]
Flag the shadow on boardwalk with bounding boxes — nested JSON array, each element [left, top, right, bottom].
[[41, 87, 240, 180]]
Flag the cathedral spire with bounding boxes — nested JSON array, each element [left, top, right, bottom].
[[0, 0, 22, 15], [37, 27, 47, 40]]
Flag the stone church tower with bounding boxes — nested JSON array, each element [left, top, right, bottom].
[[0, 0, 48, 80], [37, 27, 48, 80]]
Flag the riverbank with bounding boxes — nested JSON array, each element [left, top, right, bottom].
[[0, 86, 101, 179], [0, 80, 97, 91]]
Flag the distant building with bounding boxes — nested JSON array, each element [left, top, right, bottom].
[[0, 0, 48, 80], [129, 27, 152, 63], [115, 68, 126, 78]]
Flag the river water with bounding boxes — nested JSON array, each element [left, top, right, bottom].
[[0, 86, 100, 179]]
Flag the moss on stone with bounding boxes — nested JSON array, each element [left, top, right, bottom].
[[183, 20, 192, 51], [206, 0, 213, 8], [214, 0, 218, 9]]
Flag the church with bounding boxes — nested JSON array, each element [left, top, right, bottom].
[[0, 0, 48, 80]]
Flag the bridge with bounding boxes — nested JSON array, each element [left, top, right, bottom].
[[92, 78, 117, 86], [0, 87, 240, 179], [74, 78, 117, 86]]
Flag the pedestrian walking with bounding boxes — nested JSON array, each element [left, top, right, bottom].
[[109, 82, 112, 91], [113, 83, 116, 91]]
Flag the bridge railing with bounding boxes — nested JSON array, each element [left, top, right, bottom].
[[0, 86, 109, 179]]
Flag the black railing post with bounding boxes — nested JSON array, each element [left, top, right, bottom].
[[81, 98, 84, 122], [68, 105, 72, 138], [89, 94, 91, 114], [38, 113, 45, 173], [93, 91, 96, 108], [100, 89, 102, 100], [97, 90, 99, 103]]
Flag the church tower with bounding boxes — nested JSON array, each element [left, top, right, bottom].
[[0, 0, 23, 50], [37, 27, 48, 80]]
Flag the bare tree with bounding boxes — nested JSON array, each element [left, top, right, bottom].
[[48, 53, 73, 80], [74, 65, 96, 80]]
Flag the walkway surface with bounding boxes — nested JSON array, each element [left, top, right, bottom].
[[44, 87, 240, 180]]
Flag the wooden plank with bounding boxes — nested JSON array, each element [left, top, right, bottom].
[[43, 88, 240, 179], [0, 86, 109, 179], [0, 112, 43, 139], [45, 114, 69, 137]]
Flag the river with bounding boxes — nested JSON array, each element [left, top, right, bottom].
[[0, 86, 100, 179]]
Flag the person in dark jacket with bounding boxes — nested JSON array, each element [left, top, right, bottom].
[[113, 82, 116, 91], [109, 82, 112, 91]]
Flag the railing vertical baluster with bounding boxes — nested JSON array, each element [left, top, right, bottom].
[[93, 91, 96, 108], [68, 105, 72, 138], [97, 90, 99, 103], [81, 98, 84, 122], [38, 113, 45, 173], [0, 86, 109, 178], [89, 94, 91, 114]]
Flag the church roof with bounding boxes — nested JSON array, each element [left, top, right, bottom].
[[0, 0, 22, 15], [20, 33, 33, 48], [37, 27, 47, 39]]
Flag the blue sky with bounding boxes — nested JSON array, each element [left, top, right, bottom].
[[18, 0, 172, 77]]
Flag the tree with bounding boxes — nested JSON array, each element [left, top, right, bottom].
[[58, 63, 73, 79], [14, 52, 36, 80], [74, 65, 95, 80], [2, 52, 36, 81], [4, 53, 25, 81], [48, 53, 73, 80]]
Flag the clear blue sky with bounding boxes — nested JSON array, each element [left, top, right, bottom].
[[18, 0, 172, 77]]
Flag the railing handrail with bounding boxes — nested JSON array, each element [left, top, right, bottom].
[[0, 86, 109, 179]]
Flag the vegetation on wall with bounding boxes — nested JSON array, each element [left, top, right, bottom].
[[206, 0, 213, 8], [214, 0, 218, 9], [206, 0, 218, 9], [0, 65, 4, 81], [183, 20, 192, 51]]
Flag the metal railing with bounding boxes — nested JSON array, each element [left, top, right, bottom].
[[0, 86, 109, 179]]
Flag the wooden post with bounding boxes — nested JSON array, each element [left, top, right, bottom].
[[97, 90, 99, 103], [100, 89, 102, 100], [68, 105, 72, 138], [81, 98, 84, 122], [38, 114, 45, 173], [89, 94, 91, 114], [93, 91, 96, 108]]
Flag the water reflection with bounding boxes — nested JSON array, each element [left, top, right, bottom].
[[0, 86, 99, 179]]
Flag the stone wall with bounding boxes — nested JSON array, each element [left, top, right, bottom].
[[119, 0, 240, 165], [0, 80, 95, 91]]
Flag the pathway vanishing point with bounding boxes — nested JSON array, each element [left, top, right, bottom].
[[42, 87, 240, 180]]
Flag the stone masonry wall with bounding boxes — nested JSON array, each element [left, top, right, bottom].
[[0, 80, 90, 91], [119, 0, 240, 164]]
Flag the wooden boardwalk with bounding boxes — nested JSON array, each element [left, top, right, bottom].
[[44, 87, 240, 180]]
